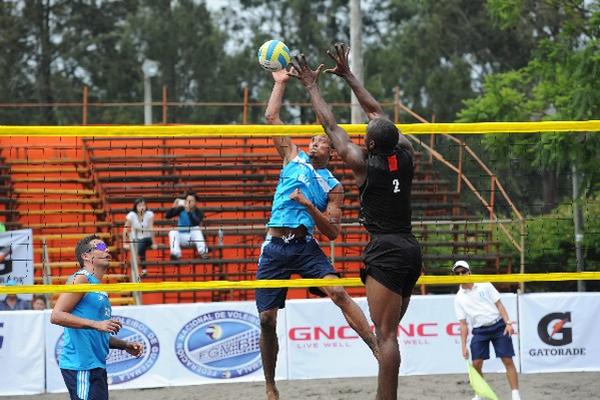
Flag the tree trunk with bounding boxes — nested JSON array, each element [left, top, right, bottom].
[[572, 164, 585, 292], [37, 0, 56, 124], [541, 169, 558, 212]]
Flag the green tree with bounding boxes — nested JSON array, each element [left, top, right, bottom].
[[458, 0, 600, 212], [366, 0, 540, 122], [0, 1, 35, 123]]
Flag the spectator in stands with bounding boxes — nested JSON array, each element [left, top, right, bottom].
[[453, 260, 521, 400], [123, 198, 157, 275], [0, 220, 5, 232], [257, 68, 378, 400], [166, 192, 208, 260], [32, 294, 47, 310], [0, 279, 31, 310], [51, 235, 143, 400]]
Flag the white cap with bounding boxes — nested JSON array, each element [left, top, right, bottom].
[[452, 260, 470, 272]]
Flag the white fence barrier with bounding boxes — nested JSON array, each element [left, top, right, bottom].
[[0, 292, 598, 395]]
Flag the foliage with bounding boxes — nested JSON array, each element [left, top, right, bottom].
[[496, 193, 600, 275], [458, 0, 600, 212]]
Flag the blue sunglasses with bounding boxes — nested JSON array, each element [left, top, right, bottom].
[[88, 242, 108, 252]]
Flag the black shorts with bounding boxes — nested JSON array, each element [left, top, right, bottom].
[[360, 233, 422, 297]]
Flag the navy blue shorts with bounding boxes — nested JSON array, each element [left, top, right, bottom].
[[470, 319, 515, 360], [61, 368, 108, 400], [256, 236, 338, 312]]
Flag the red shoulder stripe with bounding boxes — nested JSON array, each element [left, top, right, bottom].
[[387, 154, 398, 172]]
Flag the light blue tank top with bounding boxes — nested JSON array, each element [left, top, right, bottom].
[[59, 269, 111, 370], [267, 151, 340, 234]]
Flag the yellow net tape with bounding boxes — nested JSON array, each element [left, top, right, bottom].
[[2, 272, 599, 295], [0, 120, 599, 137]]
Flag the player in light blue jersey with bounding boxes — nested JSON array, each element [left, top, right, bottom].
[[51, 235, 143, 400], [257, 69, 378, 400]]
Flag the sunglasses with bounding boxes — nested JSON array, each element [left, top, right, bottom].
[[454, 269, 469, 275], [87, 242, 108, 252]]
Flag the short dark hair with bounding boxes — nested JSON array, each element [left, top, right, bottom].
[[75, 234, 100, 268], [132, 197, 146, 212], [185, 191, 198, 201], [366, 118, 399, 153], [32, 294, 47, 305]]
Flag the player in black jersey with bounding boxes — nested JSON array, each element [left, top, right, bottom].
[[289, 44, 422, 400]]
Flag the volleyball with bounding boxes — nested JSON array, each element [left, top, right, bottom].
[[257, 40, 291, 72]]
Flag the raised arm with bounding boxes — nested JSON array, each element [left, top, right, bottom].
[[326, 43, 413, 153], [289, 54, 367, 184], [266, 69, 298, 164], [325, 43, 385, 120]]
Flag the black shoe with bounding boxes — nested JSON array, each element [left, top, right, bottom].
[[170, 254, 180, 261]]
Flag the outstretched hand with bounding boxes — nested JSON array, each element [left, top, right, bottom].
[[288, 53, 324, 89], [272, 68, 291, 84], [325, 43, 351, 77]]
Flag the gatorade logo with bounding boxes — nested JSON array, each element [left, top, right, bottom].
[[537, 312, 572, 346]]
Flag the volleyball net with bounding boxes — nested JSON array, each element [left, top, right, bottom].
[[0, 120, 599, 299]]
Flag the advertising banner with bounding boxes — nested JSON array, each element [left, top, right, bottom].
[[0, 310, 45, 395], [0, 229, 34, 300], [519, 293, 600, 373], [46, 301, 288, 393], [285, 294, 518, 379]]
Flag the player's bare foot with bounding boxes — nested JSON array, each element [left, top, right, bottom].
[[266, 387, 279, 400]]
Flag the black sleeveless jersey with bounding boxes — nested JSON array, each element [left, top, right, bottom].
[[358, 145, 414, 234]]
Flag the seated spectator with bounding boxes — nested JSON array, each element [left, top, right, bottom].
[[166, 192, 208, 260], [123, 198, 157, 275], [31, 294, 47, 310], [0, 220, 5, 232], [0, 279, 31, 311]]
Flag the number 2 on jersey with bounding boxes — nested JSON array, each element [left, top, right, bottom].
[[392, 179, 401, 193]]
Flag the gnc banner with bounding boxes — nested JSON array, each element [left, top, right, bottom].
[[519, 293, 600, 373], [284, 294, 518, 379]]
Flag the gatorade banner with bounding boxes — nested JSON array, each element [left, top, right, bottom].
[[519, 293, 600, 373]]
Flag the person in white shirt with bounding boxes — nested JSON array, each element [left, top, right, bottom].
[[123, 198, 157, 275], [453, 260, 522, 400]]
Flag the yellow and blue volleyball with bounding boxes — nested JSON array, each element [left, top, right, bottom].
[[258, 40, 291, 72]]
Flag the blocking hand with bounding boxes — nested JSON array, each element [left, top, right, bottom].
[[288, 53, 324, 89], [325, 42, 351, 78]]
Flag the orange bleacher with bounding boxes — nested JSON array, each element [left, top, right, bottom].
[[0, 134, 512, 305]]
